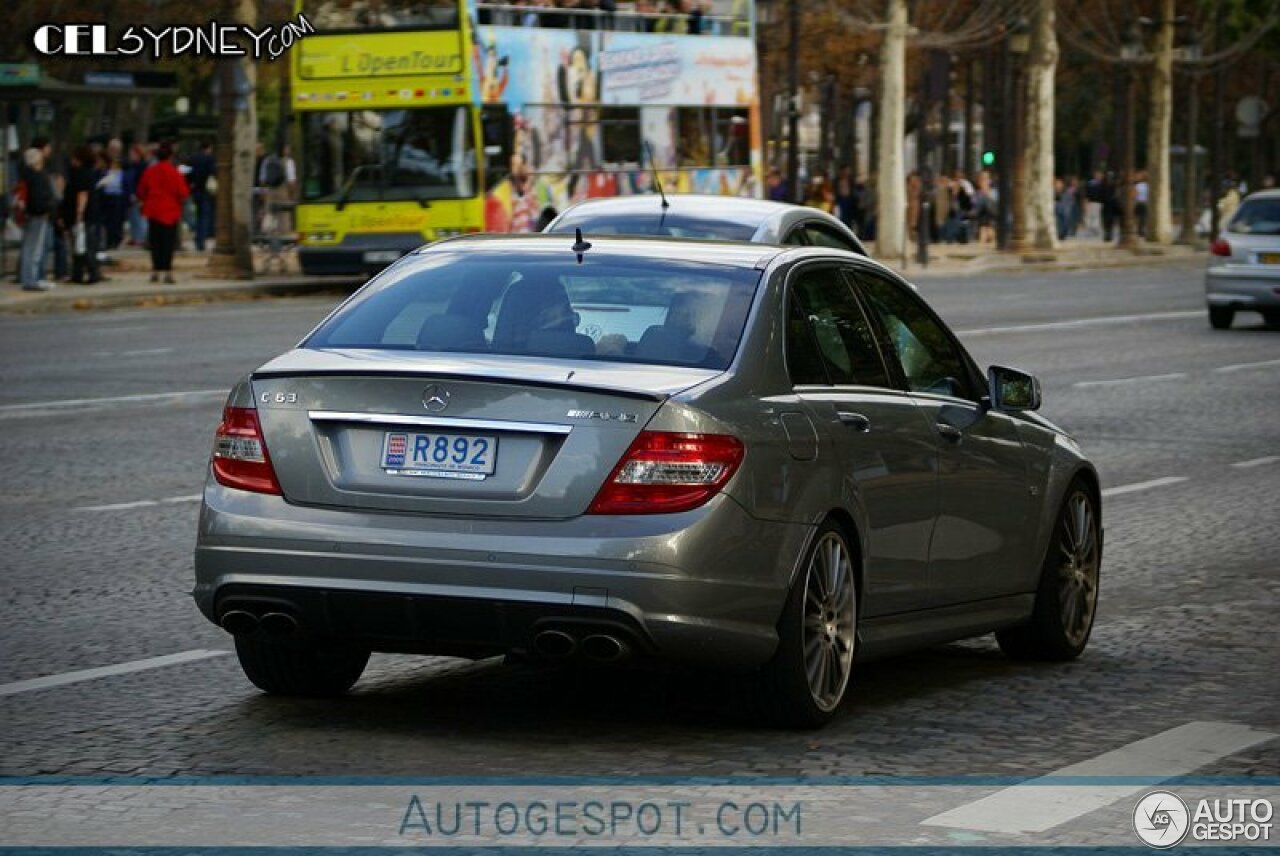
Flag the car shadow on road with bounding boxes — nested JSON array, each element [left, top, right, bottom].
[[229, 638, 1085, 738]]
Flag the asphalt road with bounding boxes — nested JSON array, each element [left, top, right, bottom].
[[0, 261, 1277, 844]]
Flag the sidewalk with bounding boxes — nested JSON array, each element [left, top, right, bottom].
[[1, 236, 1204, 315], [887, 236, 1204, 279], [0, 244, 360, 314]]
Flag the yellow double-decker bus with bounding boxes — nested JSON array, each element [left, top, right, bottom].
[[293, 0, 760, 275]]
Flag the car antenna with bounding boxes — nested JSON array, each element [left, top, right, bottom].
[[572, 228, 592, 265], [645, 141, 670, 210]]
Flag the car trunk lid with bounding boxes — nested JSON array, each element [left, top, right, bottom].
[[250, 348, 719, 518]]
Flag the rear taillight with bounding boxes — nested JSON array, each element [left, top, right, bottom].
[[211, 406, 282, 495], [1210, 238, 1232, 257], [587, 431, 744, 515]]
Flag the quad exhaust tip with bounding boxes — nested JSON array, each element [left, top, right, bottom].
[[219, 610, 259, 635], [532, 629, 577, 658], [580, 634, 629, 663], [259, 612, 300, 637]]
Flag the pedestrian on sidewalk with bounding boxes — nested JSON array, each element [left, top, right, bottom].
[[1084, 170, 1104, 238], [99, 139, 127, 250], [136, 141, 190, 284], [17, 144, 57, 291], [185, 140, 215, 252], [1101, 171, 1119, 242], [59, 145, 105, 285], [123, 142, 151, 247]]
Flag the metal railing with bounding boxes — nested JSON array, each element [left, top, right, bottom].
[[474, 3, 752, 37]]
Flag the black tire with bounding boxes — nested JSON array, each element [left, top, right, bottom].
[[757, 521, 857, 729], [1208, 306, 1234, 330], [235, 635, 369, 697], [1262, 310, 1280, 328], [997, 481, 1101, 661]]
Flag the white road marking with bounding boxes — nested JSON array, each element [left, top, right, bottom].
[[0, 650, 231, 698], [956, 310, 1201, 337], [0, 388, 225, 416], [90, 348, 175, 358], [1232, 456, 1280, 469], [1074, 372, 1187, 389], [1100, 476, 1189, 498], [1214, 358, 1280, 373], [921, 721, 1278, 834], [74, 494, 202, 512]]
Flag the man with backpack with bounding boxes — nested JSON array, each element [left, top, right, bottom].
[[17, 139, 57, 291]]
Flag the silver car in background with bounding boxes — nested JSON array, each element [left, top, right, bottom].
[[1207, 189, 1280, 329], [194, 235, 1101, 727]]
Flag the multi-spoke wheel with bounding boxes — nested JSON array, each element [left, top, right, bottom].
[[759, 521, 857, 728], [997, 482, 1101, 661]]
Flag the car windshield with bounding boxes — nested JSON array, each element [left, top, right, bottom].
[[547, 212, 759, 242], [1228, 199, 1280, 235], [301, 107, 475, 204], [304, 251, 762, 370]]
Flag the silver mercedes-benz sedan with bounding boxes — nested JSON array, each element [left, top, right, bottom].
[[194, 234, 1102, 727], [1207, 189, 1280, 329]]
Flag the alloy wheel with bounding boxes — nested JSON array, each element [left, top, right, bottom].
[[801, 531, 856, 712], [1057, 491, 1100, 648]]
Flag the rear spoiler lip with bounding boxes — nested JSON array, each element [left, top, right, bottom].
[[248, 368, 679, 403]]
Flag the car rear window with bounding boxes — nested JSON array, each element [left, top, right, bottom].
[[1228, 199, 1280, 235], [304, 251, 761, 370], [547, 213, 758, 242]]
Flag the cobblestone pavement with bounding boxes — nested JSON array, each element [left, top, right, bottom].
[[0, 263, 1276, 847]]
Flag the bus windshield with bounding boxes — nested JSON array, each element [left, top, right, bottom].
[[301, 107, 476, 205], [302, 0, 459, 31]]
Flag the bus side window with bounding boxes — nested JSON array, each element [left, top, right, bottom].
[[481, 107, 513, 190]]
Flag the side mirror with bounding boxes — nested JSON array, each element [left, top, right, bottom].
[[988, 365, 1042, 411]]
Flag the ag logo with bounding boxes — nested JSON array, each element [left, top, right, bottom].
[[422, 384, 450, 413], [1134, 791, 1190, 848]]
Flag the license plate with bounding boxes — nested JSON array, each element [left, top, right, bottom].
[[363, 250, 401, 264], [1258, 252, 1280, 265], [382, 432, 497, 480]]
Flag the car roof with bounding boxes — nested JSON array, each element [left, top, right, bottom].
[[1242, 189, 1280, 201], [417, 232, 783, 269], [548, 193, 868, 255], [555, 193, 813, 224]]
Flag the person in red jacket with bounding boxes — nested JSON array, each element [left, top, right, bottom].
[[136, 140, 189, 283]]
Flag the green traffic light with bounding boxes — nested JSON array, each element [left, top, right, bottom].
[[982, 151, 996, 166]]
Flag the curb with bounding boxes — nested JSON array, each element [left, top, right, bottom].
[[0, 276, 361, 315]]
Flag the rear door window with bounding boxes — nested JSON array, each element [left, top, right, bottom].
[[787, 266, 891, 388]]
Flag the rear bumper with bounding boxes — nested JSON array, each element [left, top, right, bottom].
[[193, 480, 811, 669], [1205, 266, 1280, 308]]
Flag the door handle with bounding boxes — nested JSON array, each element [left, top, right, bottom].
[[935, 421, 963, 442], [837, 411, 871, 432]]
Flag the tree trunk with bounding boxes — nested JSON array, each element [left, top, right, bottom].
[[1146, 0, 1175, 243], [876, 0, 908, 264], [209, 0, 258, 279], [1026, 0, 1058, 250]]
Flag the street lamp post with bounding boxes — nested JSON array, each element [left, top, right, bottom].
[[1118, 22, 1144, 251], [1178, 31, 1203, 245], [1008, 18, 1031, 253]]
